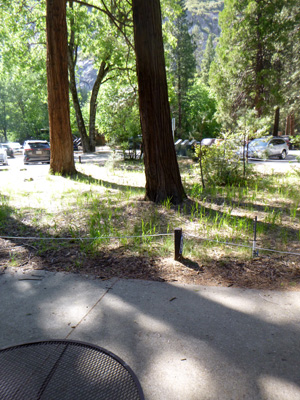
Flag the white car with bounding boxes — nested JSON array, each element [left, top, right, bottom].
[[0, 144, 8, 165], [247, 137, 289, 160], [8, 142, 22, 154]]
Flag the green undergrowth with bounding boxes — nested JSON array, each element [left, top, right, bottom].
[[1, 158, 300, 266]]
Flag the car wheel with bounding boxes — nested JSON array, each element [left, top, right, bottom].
[[280, 150, 287, 160]]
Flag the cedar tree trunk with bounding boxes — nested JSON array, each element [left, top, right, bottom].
[[46, 0, 76, 175], [132, 0, 186, 204], [273, 107, 280, 136]]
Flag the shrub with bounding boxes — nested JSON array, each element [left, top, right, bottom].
[[195, 138, 253, 187]]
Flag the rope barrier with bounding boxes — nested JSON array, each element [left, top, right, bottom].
[[0, 233, 173, 241], [1, 228, 299, 257], [184, 232, 300, 256]]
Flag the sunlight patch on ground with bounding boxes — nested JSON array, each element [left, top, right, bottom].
[[259, 375, 300, 400], [198, 289, 300, 325], [146, 350, 217, 399]]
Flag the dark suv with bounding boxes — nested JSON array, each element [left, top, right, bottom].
[[23, 140, 50, 164], [2, 144, 14, 158]]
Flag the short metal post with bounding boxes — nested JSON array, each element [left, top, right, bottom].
[[79, 155, 81, 163], [174, 228, 183, 261], [252, 216, 258, 257]]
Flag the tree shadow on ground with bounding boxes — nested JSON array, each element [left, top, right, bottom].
[[70, 171, 145, 194], [1, 269, 300, 400]]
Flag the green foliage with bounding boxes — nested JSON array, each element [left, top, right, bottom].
[[200, 34, 215, 85], [290, 135, 300, 150], [186, 0, 224, 14], [97, 81, 141, 157], [0, 2, 48, 142], [210, 0, 299, 131], [183, 79, 220, 138], [195, 134, 253, 186], [167, 0, 197, 137]]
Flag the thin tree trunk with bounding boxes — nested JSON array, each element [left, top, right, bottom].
[[46, 0, 75, 175], [285, 114, 290, 136], [132, 0, 186, 204], [68, 2, 91, 153], [177, 58, 182, 134], [273, 106, 280, 137], [89, 61, 109, 152], [290, 112, 295, 136], [254, 8, 264, 117]]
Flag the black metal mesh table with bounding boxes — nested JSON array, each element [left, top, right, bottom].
[[0, 340, 144, 400]]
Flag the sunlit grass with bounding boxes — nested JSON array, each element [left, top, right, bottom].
[[1, 158, 300, 265]]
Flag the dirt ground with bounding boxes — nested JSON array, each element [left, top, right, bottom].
[[1, 151, 300, 291], [1, 238, 300, 291]]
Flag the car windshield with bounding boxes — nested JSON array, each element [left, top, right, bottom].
[[29, 142, 49, 149], [249, 138, 268, 148]]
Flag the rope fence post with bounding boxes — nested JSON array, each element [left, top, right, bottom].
[[252, 216, 258, 257], [174, 228, 183, 261]]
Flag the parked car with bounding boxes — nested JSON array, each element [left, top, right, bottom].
[[0, 144, 8, 165], [2, 143, 14, 158], [201, 138, 216, 146], [23, 140, 50, 164], [8, 142, 22, 154], [246, 137, 289, 160]]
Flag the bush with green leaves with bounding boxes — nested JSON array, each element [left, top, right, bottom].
[[195, 137, 254, 187], [290, 135, 300, 150], [97, 81, 142, 159]]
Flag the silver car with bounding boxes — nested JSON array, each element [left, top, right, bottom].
[[0, 144, 8, 165], [247, 137, 289, 160]]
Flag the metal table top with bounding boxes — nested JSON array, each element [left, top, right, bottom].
[[0, 339, 144, 400]]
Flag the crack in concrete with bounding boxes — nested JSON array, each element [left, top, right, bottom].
[[65, 278, 120, 339]]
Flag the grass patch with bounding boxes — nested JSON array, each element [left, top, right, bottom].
[[0, 156, 300, 288]]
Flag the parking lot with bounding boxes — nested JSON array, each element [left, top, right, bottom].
[[1, 148, 300, 176]]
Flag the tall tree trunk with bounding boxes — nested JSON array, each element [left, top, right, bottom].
[[68, 49, 91, 153], [285, 114, 290, 135], [68, 1, 91, 153], [273, 106, 280, 136], [254, 7, 264, 117], [1, 96, 8, 142], [290, 112, 295, 136], [132, 0, 186, 204], [46, 0, 76, 175], [89, 61, 109, 152], [177, 58, 182, 135]]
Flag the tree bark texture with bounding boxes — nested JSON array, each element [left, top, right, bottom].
[[132, 0, 186, 204], [46, 0, 76, 175], [285, 113, 295, 136]]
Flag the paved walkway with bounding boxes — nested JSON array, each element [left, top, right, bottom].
[[1, 267, 300, 399]]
